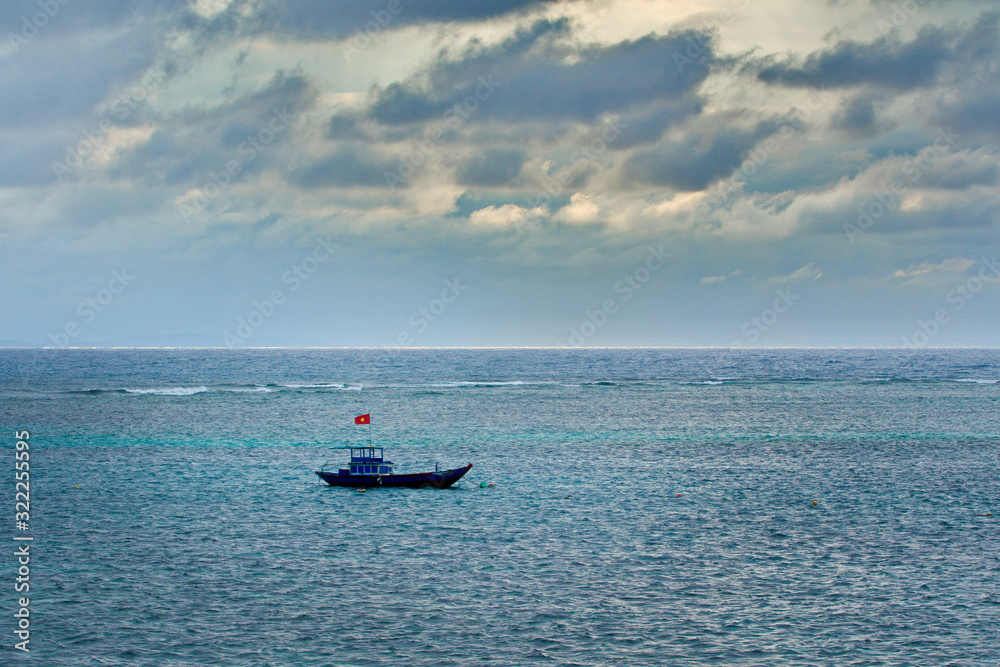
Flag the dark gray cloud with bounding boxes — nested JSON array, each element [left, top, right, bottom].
[[830, 92, 893, 137], [622, 119, 782, 191], [362, 20, 715, 126], [611, 97, 705, 149], [755, 13, 1000, 92], [289, 146, 399, 189], [249, 0, 560, 40], [326, 113, 368, 141], [832, 94, 877, 135], [110, 129, 227, 186], [455, 148, 526, 186], [920, 151, 999, 189], [755, 27, 951, 90], [106, 71, 316, 187], [178, 70, 315, 132], [938, 81, 1000, 136], [954, 10, 1000, 62], [928, 13, 1000, 137]]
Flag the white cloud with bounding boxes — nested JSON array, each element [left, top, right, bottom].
[[701, 269, 741, 285], [192, 0, 236, 19], [554, 193, 600, 225], [469, 204, 537, 228], [767, 263, 822, 284], [895, 256, 976, 282]]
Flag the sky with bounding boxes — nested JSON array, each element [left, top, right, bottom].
[[1, 0, 998, 348]]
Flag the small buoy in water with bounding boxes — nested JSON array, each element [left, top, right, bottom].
[[676, 493, 682, 497], [75, 485, 79, 489], [480, 482, 488, 488], [488, 482, 495, 487], [358, 488, 366, 493], [564, 495, 571, 499], [812, 501, 818, 506]]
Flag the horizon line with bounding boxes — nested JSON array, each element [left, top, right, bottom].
[[3, 345, 999, 351]]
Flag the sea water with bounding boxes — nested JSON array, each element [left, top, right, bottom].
[[1, 348, 998, 665]]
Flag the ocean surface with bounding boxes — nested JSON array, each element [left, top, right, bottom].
[[2, 347, 999, 666]]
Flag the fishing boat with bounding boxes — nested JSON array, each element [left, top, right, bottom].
[[315, 446, 472, 489]]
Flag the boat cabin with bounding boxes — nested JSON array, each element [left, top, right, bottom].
[[340, 446, 394, 476]]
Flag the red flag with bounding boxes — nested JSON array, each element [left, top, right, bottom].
[[354, 414, 370, 425]]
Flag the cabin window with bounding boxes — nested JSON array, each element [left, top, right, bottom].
[[380, 466, 388, 474]]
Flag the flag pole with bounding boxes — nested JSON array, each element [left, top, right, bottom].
[[355, 413, 372, 451]]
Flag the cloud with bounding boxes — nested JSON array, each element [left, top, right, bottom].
[[326, 113, 369, 140], [767, 263, 822, 284], [554, 192, 601, 224], [456, 148, 526, 186], [4, 0, 999, 347], [289, 145, 400, 189], [468, 203, 539, 228], [937, 64, 1000, 137], [918, 148, 1000, 189], [895, 256, 976, 282], [753, 13, 1000, 92], [830, 92, 894, 137], [360, 21, 715, 127], [611, 97, 705, 149], [622, 117, 782, 191], [248, 0, 561, 40], [701, 269, 742, 285], [105, 70, 317, 188]]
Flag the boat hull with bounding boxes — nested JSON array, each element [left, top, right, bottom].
[[315, 463, 472, 489]]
